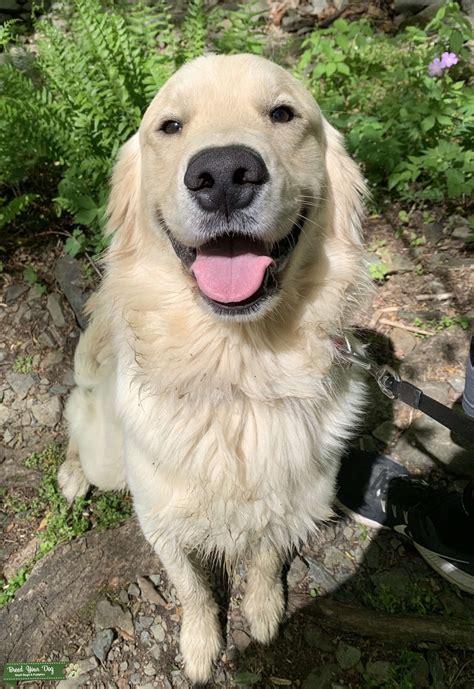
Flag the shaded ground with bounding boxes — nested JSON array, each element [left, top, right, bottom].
[[0, 210, 473, 688]]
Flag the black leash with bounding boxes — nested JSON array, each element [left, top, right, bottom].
[[335, 335, 474, 445]]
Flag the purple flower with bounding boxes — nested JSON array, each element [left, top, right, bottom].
[[440, 52, 458, 68], [428, 57, 444, 76], [428, 52, 459, 77]]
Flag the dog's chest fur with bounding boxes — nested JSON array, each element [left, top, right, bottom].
[[113, 311, 365, 558]]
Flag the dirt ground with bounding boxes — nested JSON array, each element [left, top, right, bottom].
[[0, 205, 473, 688]]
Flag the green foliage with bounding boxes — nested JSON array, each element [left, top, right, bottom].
[[13, 355, 34, 374], [296, 2, 473, 204], [413, 314, 470, 331], [1, 1, 472, 251], [23, 265, 47, 294], [363, 582, 444, 616], [0, 444, 132, 608], [0, 567, 29, 607], [0, 194, 38, 231], [369, 261, 390, 282], [0, 0, 269, 252], [365, 650, 431, 689], [210, 2, 267, 55]]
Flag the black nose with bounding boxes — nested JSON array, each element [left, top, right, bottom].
[[184, 145, 269, 215]]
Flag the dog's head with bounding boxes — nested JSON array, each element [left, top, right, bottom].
[[108, 54, 366, 323]]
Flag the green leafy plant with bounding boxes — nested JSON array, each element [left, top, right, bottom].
[[296, 2, 473, 204], [369, 261, 390, 282], [23, 265, 47, 294], [0, 0, 270, 254], [13, 355, 34, 374]]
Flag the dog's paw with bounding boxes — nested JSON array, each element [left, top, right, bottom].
[[242, 579, 284, 645], [57, 450, 90, 503], [180, 608, 223, 684]]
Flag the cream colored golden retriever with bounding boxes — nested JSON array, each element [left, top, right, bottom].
[[58, 54, 368, 683]]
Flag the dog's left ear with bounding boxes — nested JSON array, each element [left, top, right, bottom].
[[323, 120, 366, 246], [106, 132, 141, 237]]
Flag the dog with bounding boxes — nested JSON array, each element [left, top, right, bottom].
[[58, 53, 369, 683]]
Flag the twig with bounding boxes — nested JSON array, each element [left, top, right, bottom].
[[314, 600, 474, 648], [369, 306, 399, 328], [379, 318, 434, 336], [415, 292, 454, 302], [84, 250, 102, 279]]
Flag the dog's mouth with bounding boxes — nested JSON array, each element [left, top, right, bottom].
[[167, 208, 307, 316]]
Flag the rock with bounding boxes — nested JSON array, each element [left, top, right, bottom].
[[232, 629, 251, 652], [448, 377, 465, 394], [401, 329, 469, 380], [287, 555, 308, 587], [372, 420, 399, 444], [302, 664, 338, 689], [0, 403, 12, 426], [137, 575, 168, 607], [323, 546, 350, 571], [140, 630, 151, 645], [62, 369, 76, 387], [365, 542, 381, 570], [150, 622, 165, 642], [336, 641, 361, 670], [47, 293, 67, 328], [55, 255, 89, 329], [387, 251, 415, 274], [42, 350, 64, 369], [76, 657, 98, 674], [3, 537, 39, 579], [50, 384, 68, 395], [149, 644, 161, 661], [38, 331, 56, 348], [303, 625, 333, 652], [143, 662, 155, 676], [424, 221, 444, 244], [128, 582, 140, 597], [395, 0, 445, 26], [6, 372, 34, 400], [409, 653, 430, 687], [306, 558, 339, 593], [5, 283, 28, 304], [393, 408, 474, 476], [94, 599, 134, 638], [3, 428, 14, 444], [451, 218, 471, 241], [365, 660, 392, 682], [370, 567, 412, 597], [92, 628, 114, 662], [426, 650, 445, 687], [390, 328, 417, 357], [31, 396, 62, 426], [138, 615, 153, 629], [56, 678, 89, 689]]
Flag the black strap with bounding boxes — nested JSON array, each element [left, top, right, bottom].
[[385, 377, 474, 444]]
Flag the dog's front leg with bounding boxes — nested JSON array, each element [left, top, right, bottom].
[[149, 538, 223, 683], [242, 542, 285, 644]]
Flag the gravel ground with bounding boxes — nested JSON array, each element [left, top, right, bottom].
[[1, 213, 473, 688]]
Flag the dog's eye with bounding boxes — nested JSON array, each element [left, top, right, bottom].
[[160, 120, 182, 135], [270, 106, 294, 124]]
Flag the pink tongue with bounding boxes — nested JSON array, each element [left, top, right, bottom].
[[191, 237, 273, 304]]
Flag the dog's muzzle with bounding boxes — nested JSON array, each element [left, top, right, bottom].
[[165, 207, 308, 317]]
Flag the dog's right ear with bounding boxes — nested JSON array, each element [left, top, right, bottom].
[[106, 132, 141, 236]]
